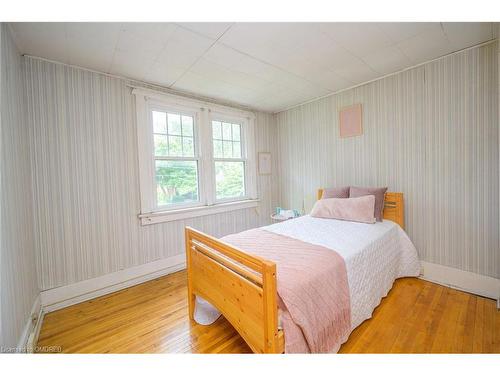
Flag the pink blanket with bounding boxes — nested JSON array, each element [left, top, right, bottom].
[[222, 228, 351, 353]]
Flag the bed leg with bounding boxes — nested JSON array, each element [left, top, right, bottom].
[[188, 291, 196, 320], [185, 227, 196, 321]]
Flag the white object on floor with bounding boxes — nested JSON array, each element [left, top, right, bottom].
[[194, 296, 221, 325]]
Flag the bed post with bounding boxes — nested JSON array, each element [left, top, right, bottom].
[[262, 261, 279, 353], [185, 227, 195, 320], [184, 226, 284, 353], [317, 188, 324, 200]]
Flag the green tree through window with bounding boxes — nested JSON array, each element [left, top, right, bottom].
[[153, 110, 198, 207]]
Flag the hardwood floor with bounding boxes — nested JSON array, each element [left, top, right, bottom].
[[37, 270, 500, 353]]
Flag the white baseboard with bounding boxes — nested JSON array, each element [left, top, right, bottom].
[[419, 261, 500, 302], [35, 257, 500, 320], [41, 254, 186, 313], [17, 294, 42, 352], [26, 303, 44, 353]]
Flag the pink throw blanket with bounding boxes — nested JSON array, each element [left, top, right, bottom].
[[222, 228, 351, 353]]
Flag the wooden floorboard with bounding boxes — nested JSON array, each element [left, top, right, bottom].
[[37, 270, 500, 353]]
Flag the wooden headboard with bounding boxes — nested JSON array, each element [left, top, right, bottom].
[[317, 189, 405, 229]]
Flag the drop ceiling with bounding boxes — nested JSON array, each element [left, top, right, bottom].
[[9, 22, 496, 112]]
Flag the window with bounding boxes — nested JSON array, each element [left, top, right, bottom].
[[212, 120, 245, 201], [152, 109, 199, 208], [134, 89, 258, 225]]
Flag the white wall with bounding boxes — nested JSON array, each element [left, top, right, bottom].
[[276, 42, 499, 279], [24, 57, 280, 291], [0, 24, 39, 349]]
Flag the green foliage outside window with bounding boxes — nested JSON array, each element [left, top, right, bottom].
[[215, 162, 245, 200], [156, 161, 198, 205]]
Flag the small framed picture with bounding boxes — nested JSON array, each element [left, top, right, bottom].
[[339, 103, 363, 138], [258, 152, 272, 175]]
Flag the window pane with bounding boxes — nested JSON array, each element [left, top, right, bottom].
[[213, 140, 223, 158], [232, 123, 241, 141], [156, 160, 198, 206], [167, 113, 182, 135], [168, 135, 182, 156], [182, 137, 194, 157], [222, 122, 232, 140], [232, 141, 241, 158], [181, 116, 193, 136], [154, 134, 168, 156], [153, 111, 167, 134], [215, 161, 245, 200], [223, 141, 232, 157], [212, 121, 222, 140]]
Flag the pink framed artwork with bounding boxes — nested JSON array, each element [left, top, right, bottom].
[[339, 104, 363, 138]]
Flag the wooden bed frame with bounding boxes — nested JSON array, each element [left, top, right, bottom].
[[185, 189, 405, 353]]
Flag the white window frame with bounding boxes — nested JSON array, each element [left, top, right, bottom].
[[149, 102, 202, 211], [134, 88, 258, 225], [210, 112, 253, 204]]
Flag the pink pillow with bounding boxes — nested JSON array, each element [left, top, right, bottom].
[[322, 186, 350, 199], [310, 196, 376, 224], [349, 186, 388, 222]]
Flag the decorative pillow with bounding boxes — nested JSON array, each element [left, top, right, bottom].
[[310, 196, 376, 224], [322, 186, 350, 199], [349, 186, 388, 222]]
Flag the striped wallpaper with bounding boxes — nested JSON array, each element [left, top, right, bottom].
[[6, 29, 499, 327], [276, 42, 499, 279], [24, 57, 280, 291], [0, 24, 39, 348], [498, 28, 500, 256]]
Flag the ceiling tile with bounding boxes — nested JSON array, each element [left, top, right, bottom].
[[318, 22, 394, 57], [331, 58, 379, 84], [155, 48, 200, 71], [10, 23, 69, 63], [150, 26, 217, 86], [218, 23, 287, 61], [396, 27, 454, 64], [65, 23, 122, 71], [109, 50, 155, 80], [115, 23, 175, 59], [189, 58, 270, 91], [295, 36, 356, 71], [363, 45, 412, 75], [377, 22, 441, 43], [67, 42, 115, 73], [268, 70, 330, 98], [442, 22, 493, 50], [305, 69, 354, 92], [176, 23, 233, 39], [166, 26, 215, 55], [201, 44, 247, 69], [172, 70, 255, 105], [143, 61, 185, 87], [65, 22, 121, 44], [118, 23, 177, 44], [114, 35, 162, 63]]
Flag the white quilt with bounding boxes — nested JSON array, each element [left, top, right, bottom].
[[263, 216, 420, 330]]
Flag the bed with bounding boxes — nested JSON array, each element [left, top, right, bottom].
[[185, 189, 420, 353]]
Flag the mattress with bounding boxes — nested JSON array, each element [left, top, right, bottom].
[[263, 215, 421, 330]]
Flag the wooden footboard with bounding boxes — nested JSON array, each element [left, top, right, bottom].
[[185, 227, 285, 353]]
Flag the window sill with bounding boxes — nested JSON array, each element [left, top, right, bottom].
[[138, 199, 260, 226]]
